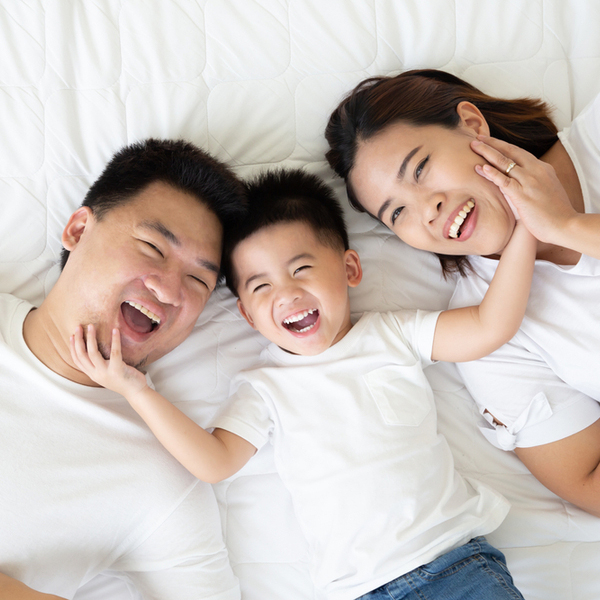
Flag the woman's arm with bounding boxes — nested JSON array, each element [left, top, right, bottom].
[[432, 219, 536, 362], [70, 326, 256, 483], [473, 135, 600, 260], [0, 574, 65, 600]]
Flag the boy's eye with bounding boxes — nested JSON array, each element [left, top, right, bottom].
[[390, 207, 404, 225], [293, 265, 310, 275], [415, 155, 429, 180], [252, 283, 268, 293]]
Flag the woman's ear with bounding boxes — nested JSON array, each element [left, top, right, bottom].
[[237, 298, 257, 330], [456, 101, 490, 137], [61, 206, 93, 251], [345, 249, 363, 288]]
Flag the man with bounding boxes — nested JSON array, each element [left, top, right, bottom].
[[0, 139, 246, 599]]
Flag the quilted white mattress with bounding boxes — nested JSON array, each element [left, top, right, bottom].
[[2, 1, 599, 599]]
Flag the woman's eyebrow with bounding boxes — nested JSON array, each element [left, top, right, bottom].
[[397, 146, 422, 181]]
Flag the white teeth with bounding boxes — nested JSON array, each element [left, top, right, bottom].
[[125, 301, 161, 324], [448, 200, 475, 239], [283, 308, 316, 325]]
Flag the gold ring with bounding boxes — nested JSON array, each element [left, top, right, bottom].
[[505, 161, 517, 175]]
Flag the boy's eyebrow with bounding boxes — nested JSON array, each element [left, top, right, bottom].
[[139, 220, 220, 274], [242, 252, 315, 291], [376, 145, 421, 222]]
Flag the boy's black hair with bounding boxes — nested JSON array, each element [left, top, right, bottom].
[[223, 168, 349, 296], [60, 138, 246, 272]]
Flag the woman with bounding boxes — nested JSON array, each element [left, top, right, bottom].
[[325, 69, 600, 516]]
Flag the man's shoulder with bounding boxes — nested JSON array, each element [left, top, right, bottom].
[[0, 292, 31, 343]]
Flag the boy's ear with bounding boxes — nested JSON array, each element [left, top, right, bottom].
[[62, 206, 93, 251], [345, 249, 362, 288], [237, 299, 257, 330], [456, 101, 490, 137]]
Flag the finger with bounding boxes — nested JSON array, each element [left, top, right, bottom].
[[474, 164, 521, 220], [71, 325, 94, 370], [471, 139, 522, 178], [475, 135, 536, 164], [110, 328, 123, 362], [84, 324, 106, 367]]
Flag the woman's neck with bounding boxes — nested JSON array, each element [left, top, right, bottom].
[[535, 140, 584, 264]]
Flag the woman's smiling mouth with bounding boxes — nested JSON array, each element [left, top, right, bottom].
[[448, 200, 475, 239]]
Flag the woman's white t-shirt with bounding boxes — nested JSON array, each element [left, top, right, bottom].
[[449, 93, 600, 451]]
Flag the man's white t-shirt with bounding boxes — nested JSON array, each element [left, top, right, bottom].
[[212, 310, 509, 600], [0, 293, 239, 600], [450, 93, 600, 451]]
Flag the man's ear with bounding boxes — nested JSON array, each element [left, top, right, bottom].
[[456, 101, 490, 137], [61, 206, 93, 251], [345, 249, 363, 288], [237, 298, 257, 330]]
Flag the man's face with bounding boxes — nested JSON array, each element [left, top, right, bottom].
[[62, 181, 223, 369]]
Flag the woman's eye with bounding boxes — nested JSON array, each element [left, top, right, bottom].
[[415, 156, 429, 180], [391, 207, 404, 225]]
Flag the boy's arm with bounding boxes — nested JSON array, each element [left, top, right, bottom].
[[432, 220, 536, 363], [70, 326, 256, 483]]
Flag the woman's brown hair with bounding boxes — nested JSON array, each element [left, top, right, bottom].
[[325, 69, 558, 276]]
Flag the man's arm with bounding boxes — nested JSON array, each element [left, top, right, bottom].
[[0, 574, 65, 600]]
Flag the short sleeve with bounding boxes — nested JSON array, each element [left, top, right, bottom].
[[112, 482, 240, 600], [388, 309, 442, 366], [210, 380, 273, 451]]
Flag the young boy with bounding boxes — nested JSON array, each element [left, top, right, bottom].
[[71, 169, 535, 599]]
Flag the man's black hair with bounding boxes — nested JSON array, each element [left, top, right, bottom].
[[60, 138, 246, 272], [223, 168, 349, 296]]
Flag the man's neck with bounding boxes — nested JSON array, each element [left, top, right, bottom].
[[22, 297, 100, 386]]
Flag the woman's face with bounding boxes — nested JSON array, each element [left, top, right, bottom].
[[349, 104, 516, 257]]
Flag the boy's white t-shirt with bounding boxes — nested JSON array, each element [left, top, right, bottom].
[[0, 293, 239, 599], [212, 310, 509, 600], [450, 92, 600, 451]]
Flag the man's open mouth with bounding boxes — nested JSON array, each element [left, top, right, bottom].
[[448, 200, 475, 239], [282, 309, 319, 333], [121, 301, 161, 334]]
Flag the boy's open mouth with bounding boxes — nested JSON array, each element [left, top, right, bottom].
[[448, 200, 475, 239], [121, 301, 161, 334], [283, 309, 319, 333]]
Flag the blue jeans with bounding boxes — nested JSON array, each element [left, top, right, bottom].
[[358, 537, 524, 600]]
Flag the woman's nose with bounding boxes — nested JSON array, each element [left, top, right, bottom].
[[424, 192, 444, 223]]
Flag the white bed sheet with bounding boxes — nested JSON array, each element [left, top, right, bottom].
[[1, 1, 599, 599]]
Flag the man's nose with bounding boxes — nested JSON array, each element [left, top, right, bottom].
[[144, 272, 184, 307]]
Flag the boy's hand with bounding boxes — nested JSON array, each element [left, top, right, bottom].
[[471, 135, 575, 240], [70, 324, 149, 399]]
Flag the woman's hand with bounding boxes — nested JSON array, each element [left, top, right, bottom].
[[70, 324, 149, 399], [471, 135, 576, 242]]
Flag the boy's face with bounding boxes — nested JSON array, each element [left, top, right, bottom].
[[233, 221, 362, 356]]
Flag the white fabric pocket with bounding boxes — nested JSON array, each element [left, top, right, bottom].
[[364, 364, 431, 426]]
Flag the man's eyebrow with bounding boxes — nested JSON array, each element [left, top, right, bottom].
[[376, 145, 421, 222], [139, 220, 220, 275], [139, 220, 180, 246]]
